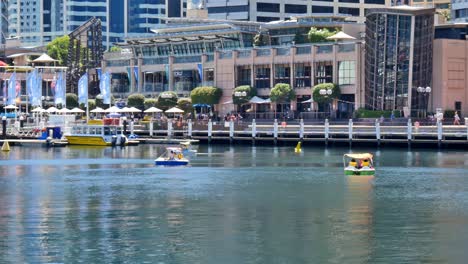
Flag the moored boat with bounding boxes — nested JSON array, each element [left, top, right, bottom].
[[155, 147, 189, 166], [65, 125, 128, 146], [343, 153, 375, 176]]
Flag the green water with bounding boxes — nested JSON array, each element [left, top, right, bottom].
[[0, 145, 467, 263]]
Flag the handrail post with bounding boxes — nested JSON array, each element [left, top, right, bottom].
[[437, 120, 443, 147], [229, 120, 234, 142], [407, 118, 412, 141], [375, 119, 380, 146], [149, 120, 154, 137], [208, 119, 212, 142], [348, 118, 353, 140], [325, 119, 329, 145], [252, 119, 256, 139], [465, 118, 468, 140], [187, 119, 192, 138], [167, 121, 172, 138], [299, 119, 304, 140], [273, 119, 278, 144]]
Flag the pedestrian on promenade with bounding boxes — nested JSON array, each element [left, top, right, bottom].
[[379, 115, 384, 123], [453, 111, 461, 125], [390, 112, 395, 122]]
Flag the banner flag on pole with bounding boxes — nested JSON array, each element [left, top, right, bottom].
[[2, 80, 6, 104], [100, 71, 111, 105], [197, 63, 203, 82], [27, 70, 34, 103], [54, 72, 66, 106], [97, 68, 102, 80], [7, 72, 16, 105], [133, 66, 139, 84], [78, 73, 88, 105]]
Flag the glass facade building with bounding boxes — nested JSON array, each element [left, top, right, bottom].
[[365, 6, 434, 115], [5, 0, 174, 48]]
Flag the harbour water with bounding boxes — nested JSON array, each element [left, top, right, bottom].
[[1, 145, 468, 263]]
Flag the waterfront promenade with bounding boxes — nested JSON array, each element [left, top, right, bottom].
[[3, 117, 468, 147]]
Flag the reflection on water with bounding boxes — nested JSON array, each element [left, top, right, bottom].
[[0, 145, 468, 263]]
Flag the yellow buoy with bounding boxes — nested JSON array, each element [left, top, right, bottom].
[[1, 141, 10, 152], [294, 141, 302, 153]]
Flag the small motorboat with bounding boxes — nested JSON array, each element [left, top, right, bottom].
[[343, 153, 375, 176], [155, 147, 189, 166]]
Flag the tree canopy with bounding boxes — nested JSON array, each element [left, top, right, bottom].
[[190, 86, 223, 105], [254, 32, 269, 47], [232, 85, 256, 105], [312, 83, 340, 104], [270, 83, 295, 103], [308, 27, 338, 43], [177, 98, 193, 114], [157, 91, 178, 110], [144, 98, 157, 109], [46, 35, 69, 66], [127, 93, 145, 110], [66, 93, 78, 108]]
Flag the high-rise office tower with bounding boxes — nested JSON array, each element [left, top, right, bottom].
[[205, 0, 392, 23], [7, 0, 179, 48], [0, 0, 7, 47], [452, 0, 468, 22]]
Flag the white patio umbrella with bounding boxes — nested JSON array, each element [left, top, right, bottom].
[[31, 107, 45, 113], [165, 107, 184, 113], [105, 106, 122, 113], [248, 96, 268, 104], [120, 107, 132, 113], [144, 107, 163, 113], [4, 104, 18, 110], [46, 106, 59, 113], [128, 107, 142, 113], [90, 107, 105, 113], [248, 96, 270, 119], [326, 31, 356, 41], [57, 108, 71, 114], [70, 107, 85, 113]]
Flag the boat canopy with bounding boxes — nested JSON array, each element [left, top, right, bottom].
[[343, 153, 373, 160]]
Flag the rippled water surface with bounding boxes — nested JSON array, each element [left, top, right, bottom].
[[1, 144, 468, 263]]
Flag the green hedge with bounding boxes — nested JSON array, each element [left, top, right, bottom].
[[354, 109, 401, 118]]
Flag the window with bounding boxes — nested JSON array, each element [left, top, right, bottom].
[[338, 61, 356, 85], [257, 16, 279, 22], [315, 62, 333, 84], [255, 66, 271, 89], [237, 66, 251, 86], [312, 6, 333, 13], [257, 3, 280, 13], [364, 0, 385, 4], [274, 64, 291, 85], [339, 7, 360, 16], [295, 64, 311, 88], [285, 4, 307, 14], [455, 101, 462, 111]]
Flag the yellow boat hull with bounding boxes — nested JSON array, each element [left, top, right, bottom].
[[65, 136, 110, 146]]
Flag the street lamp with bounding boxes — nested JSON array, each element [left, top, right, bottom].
[[234, 91, 247, 97], [234, 91, 247, 115], [417, 86, 431, 117]]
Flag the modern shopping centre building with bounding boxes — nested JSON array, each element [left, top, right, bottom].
[[104, 11, 364, 118]]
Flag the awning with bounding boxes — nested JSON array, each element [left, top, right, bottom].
[[343, 153, 373, 160]]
